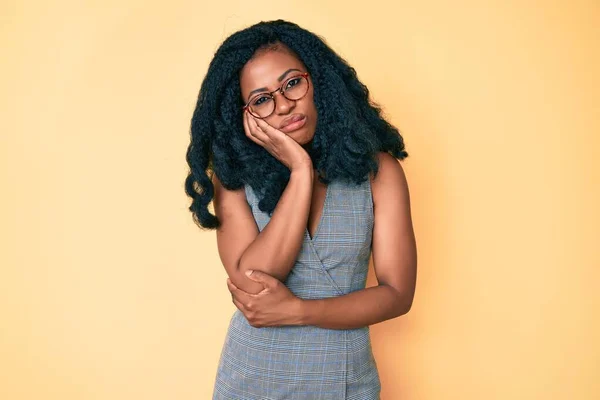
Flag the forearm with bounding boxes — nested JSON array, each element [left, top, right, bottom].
[[238, 166, 313, 281], [299, 285, 413, 330]]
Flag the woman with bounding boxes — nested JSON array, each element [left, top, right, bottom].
[[185, 19, 417, 400]]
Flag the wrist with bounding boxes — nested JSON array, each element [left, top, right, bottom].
[[290, 159, 313, 175], [296, 298, 321, 326], [289, 166, 314, 188], [293, 298, 308, 326]]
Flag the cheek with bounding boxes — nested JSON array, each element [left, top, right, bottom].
[[306, 99, 317, 124], [305, 95, 317, 115], [309, 101, 318, 122]]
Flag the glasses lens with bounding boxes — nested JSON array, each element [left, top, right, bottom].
[[247, 94, 274, 118], [283, 75, 309, 101], [246, 75, 309, 118]]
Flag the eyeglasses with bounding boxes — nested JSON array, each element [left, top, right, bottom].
[[242, 72, 310, 119]]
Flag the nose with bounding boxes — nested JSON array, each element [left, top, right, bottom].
[[273, 91, 295, 115]]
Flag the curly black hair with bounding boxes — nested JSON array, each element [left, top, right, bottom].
[[185, 19, 408, 230]]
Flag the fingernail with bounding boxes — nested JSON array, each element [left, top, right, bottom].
[[245, 270, 253, 276]]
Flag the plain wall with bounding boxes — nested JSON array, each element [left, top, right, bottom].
[[1, 1, 598, 399]]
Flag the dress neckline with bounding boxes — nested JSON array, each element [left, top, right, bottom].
[[305, 181, 331, 243]]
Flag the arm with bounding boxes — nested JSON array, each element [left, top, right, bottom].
[[300, 286, 410, 330], [227, 152, 418, 328], [213, 165, 314, 294], [300, 152, 417, 328]]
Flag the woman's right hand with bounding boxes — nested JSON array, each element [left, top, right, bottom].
[[243, 110, 312, 171]]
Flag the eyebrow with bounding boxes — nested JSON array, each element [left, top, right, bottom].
[[247, 68, 303, 101]]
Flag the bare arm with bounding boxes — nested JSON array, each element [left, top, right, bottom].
[[226, 152, 417, 327], [299, 152, 417, 328], [213, 110, 316, 294], [213, 165, 313, 294], [239, 168, 313, 278]]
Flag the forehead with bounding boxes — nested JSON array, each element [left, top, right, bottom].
[[239, 50, 305, 93]]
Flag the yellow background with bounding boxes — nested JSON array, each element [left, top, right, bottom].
[[1, 1, 598, 399]]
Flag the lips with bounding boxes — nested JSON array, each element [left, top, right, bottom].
[[280, 114, 306, 129]]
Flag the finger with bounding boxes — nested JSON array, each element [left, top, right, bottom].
[[228, 279, 255, 304], [226, 278, 237, 293], [242, 110, 250, 135], [245, 270, 277, 290], [247, 113, 271, 142], [254, 117, 282, 137], [243, 111, 266, 145], [231, 296, 246, 312], [244, 111, 268, 142], [243, 110, 267, 145]]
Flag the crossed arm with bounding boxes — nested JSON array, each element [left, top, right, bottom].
[[226, 152, 417, 330]]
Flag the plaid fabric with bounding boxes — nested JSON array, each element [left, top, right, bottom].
[[213, 179, 381, 399]]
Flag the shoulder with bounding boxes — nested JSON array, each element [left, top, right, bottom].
[[370, 151, 408, 186], [369, 151, 410, 205]]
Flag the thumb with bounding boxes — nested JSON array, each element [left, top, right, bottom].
[[245, 269, 276, 288]]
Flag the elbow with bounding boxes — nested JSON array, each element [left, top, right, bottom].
[[237, 256, 262, 277], [392, 298, 412, 317], [400, 298, 413, 316], [237, 259, 289, 282], [381, 284, 413, 317], [236, 259, 253, 276], [391, 289, 414, 317]]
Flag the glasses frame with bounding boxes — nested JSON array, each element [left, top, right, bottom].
[[242, 72, 310, 119]]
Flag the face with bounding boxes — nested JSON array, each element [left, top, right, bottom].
[[239, 47, 317, 146]]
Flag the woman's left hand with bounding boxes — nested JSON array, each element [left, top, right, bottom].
[[227, 270, 304, 328]]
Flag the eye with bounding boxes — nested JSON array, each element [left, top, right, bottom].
[[252, 95, 272, 106], [285, 77, 301, 89]]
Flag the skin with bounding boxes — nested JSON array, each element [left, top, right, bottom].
[[241, 46, 328, 259], [218, 45, 418, 330], [239, 46, 318, 149]]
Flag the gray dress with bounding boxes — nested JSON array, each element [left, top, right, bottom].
[[213, 178, 381, 399]]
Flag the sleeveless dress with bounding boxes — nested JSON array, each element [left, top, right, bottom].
[[213, 178, 381, 400]]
